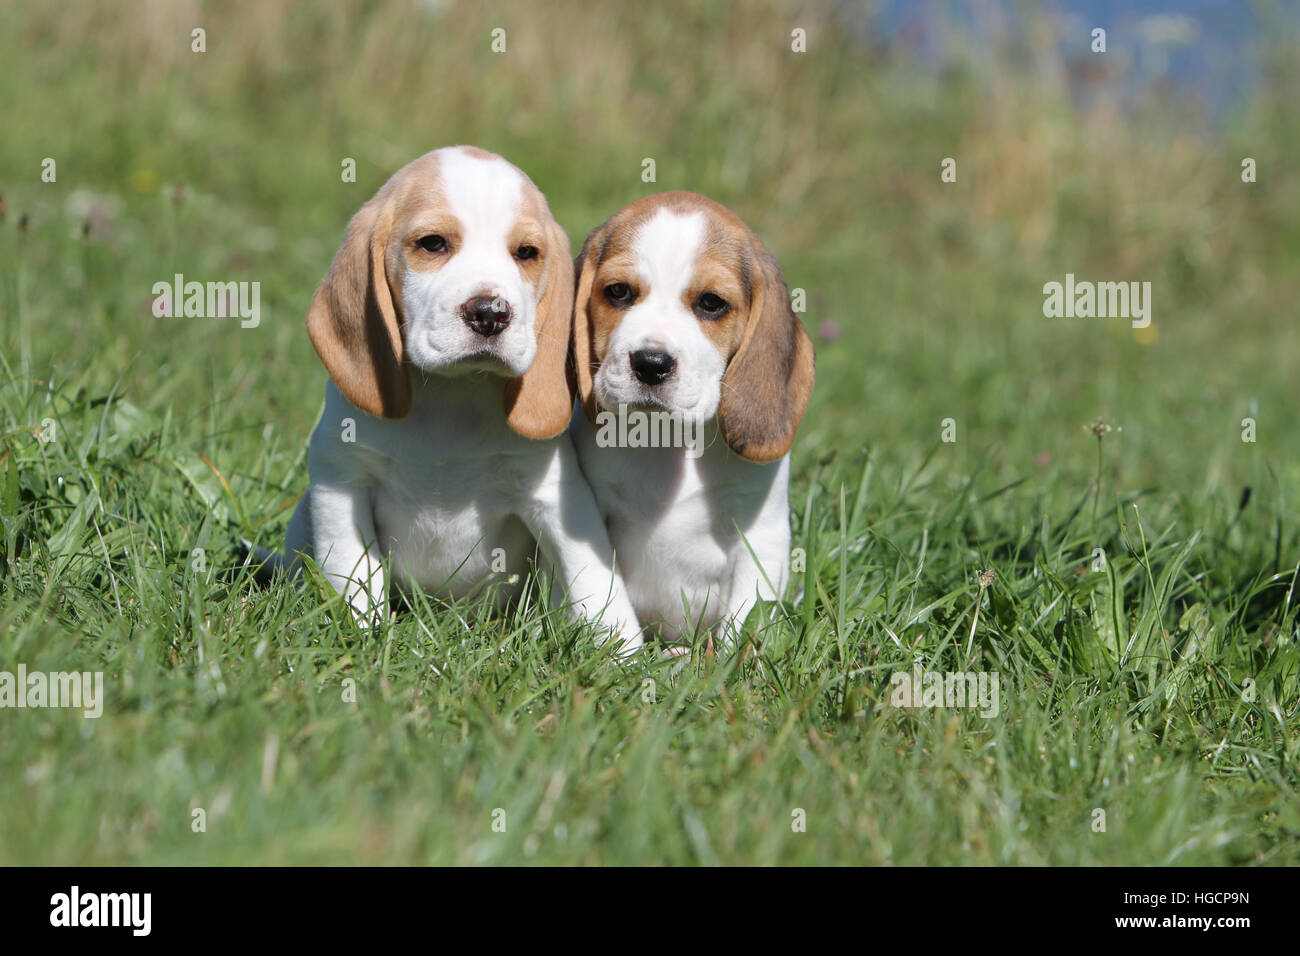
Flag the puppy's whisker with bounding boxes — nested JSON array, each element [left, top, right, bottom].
[[534, 329, 568, 348], [717, 379, 743, 401]]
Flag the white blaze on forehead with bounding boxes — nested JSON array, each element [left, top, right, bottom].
[[438, 148, 524, 246], [633, 209, 706, 302]]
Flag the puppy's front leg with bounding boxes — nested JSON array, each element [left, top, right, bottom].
[[521, 445, 643, 656], [716, 536, 790, 651], [308, 481, 387, 628]]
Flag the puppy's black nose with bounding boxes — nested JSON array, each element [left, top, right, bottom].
[[462, 295, 512, 337], [630, 349, 676, 385]]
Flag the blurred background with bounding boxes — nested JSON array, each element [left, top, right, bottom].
[[2, 0, 1299, 867], [2, 0, 1298, 525]]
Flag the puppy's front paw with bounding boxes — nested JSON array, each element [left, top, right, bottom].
[[609, 627, 645, 661], [344, 593, 388, 632]]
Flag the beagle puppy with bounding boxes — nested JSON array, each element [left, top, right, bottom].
[[256, 146, 641, 652], [570, 192, 815, 649]]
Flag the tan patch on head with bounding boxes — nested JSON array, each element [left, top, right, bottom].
[[452, 144, 499, 162], [687, 219, 753, 361], [573, 211, 645, 379], [504, 183, 551, 289], [383, 155, 454, 297]]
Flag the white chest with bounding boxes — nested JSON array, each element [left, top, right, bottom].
[[572, 415, 792, 634], [314, 378, 545, 598], [369, 445, 535, 597]]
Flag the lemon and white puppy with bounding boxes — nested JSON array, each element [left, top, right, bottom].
[[258, 146, 640, 652], [571, 192, 815, 648]]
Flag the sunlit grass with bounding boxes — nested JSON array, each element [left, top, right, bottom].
[[0, 0, 1297, 864]]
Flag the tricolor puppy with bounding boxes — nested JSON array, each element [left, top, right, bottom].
[[571, 192, 815, 648], [257, 146, 641, 651]]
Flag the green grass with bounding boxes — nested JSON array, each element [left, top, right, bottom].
[[1, 0, 1298, 865]]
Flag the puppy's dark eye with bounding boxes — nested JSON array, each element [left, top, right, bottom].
[[417, 235, 447, 253], [694, 292, 729, 318], [515, 245, 539, 261], [604, 282, 635, 306]]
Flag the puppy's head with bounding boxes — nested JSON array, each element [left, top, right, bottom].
[[307, 145, 575, 438], [573, 192, 814, 462]]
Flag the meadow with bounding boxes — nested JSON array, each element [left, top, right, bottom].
[[1, 0, 1297, 864]]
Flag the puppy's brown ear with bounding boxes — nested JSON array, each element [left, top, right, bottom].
[[716, 241, 815, 462], [504, 218, 577, 439], [571, 224, 607, 423], [306, 193, 411, 419]]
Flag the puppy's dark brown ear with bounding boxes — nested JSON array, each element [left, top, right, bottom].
[[571, 223, 609, 423], [504, 218, 577, 439], [716, 242, 815, 462], [306, 192, 411, 419]]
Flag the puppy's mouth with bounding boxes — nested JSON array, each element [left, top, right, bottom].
[[594, 386, 712, 421], [422, 349, 521, 378], [597, 371, 694, 409], [598, 394, 671, 413], [409, 328, 528, 377], [462, 346, 516, 370]]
